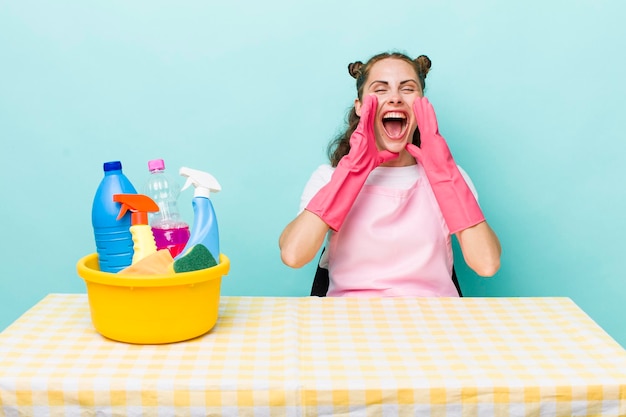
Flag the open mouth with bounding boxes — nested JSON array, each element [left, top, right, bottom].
[[382, 111, 408, 140]]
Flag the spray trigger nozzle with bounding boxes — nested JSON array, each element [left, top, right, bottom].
[[113, 194, 159, 225], [179, 167, 221, 198]]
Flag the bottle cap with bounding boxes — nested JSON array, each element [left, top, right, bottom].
[[148, 159, 165, 172], [104, 161, 122, 172]]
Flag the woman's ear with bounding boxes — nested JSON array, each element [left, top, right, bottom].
[[354, 98, 362, 117]]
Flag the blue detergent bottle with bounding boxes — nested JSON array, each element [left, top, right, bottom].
[[92, 161, 138, 272], [176, 167, 221, 263]]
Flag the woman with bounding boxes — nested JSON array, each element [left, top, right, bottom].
[[279, 51, 501, 297]]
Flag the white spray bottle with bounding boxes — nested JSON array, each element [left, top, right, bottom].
[[176, 167, 222, 263]]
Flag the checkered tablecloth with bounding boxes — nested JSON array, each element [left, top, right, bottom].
[[0, 294, 625, 416]]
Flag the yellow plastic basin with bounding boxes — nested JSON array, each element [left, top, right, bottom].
[[76, 253, 230, 344]]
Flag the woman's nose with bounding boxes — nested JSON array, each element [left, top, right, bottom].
[[388, 90, 403, 104]]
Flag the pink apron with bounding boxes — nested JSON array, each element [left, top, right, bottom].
[[326, 164, 458, 297]]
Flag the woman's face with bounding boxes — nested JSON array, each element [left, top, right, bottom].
[[355, 58, 423, 166]]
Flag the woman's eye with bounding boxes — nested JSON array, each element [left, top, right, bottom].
[[374, 89, 387, 93]]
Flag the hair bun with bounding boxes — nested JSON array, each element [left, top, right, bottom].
[[415, 55, 432, 78], [348, 61, 364, 79]]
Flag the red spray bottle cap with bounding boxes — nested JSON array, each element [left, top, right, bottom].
[[113, 194, 159, 225]]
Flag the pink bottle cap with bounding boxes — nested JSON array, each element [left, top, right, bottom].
[[148, 159, 165, 172]]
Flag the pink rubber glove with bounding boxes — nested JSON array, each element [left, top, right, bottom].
[[306, 94, 398, 231], [406, 97, 485, 234]]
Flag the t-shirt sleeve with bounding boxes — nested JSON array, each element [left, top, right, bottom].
[[298, 164, 335, 213], [457, 165, 479, 203]]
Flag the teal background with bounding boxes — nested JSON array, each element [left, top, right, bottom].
[[1, 1, 625, 347]]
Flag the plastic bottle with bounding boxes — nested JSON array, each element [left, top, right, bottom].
[[113, 193, 159, 264], [177, 167, 221, 263], [143, 159, 190, 258], [92, 161, 138, 273]]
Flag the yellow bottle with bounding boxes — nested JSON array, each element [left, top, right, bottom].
[[113, 194, 159, 264]]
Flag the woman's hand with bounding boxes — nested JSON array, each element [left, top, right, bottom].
[[305, 94, 397, 232], [405, 96, 453, 174], [406, 97, 485, 234], [346, 94, 398, 170]]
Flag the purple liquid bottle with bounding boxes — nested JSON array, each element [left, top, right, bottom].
[[143, 159, 190, 257]]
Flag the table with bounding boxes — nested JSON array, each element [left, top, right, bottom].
[[1, 294, 625, 416]]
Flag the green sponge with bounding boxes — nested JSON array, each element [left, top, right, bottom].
[[173, 244, 217, 273]]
